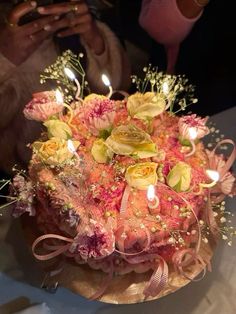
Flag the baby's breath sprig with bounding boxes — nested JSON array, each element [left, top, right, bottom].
[[0, 179, 17, 212], [131, 65, 198, 114], [211, 201, 236, 246], [40, 50, 87, 101]]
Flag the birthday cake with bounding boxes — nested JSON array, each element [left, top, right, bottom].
[[7, 53, 236, 301]]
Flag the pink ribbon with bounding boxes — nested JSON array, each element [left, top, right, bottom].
[[172, 248, 206, 282], [119, 184, 130, 217], [32, 234, 74, 261], [143, 257, 169, 298], [208, 139, 236, 179]]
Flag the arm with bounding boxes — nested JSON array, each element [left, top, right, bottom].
[[139, 0, 209, 73], [139, 0, 205, 47]]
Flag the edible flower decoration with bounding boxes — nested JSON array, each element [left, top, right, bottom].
[[178, 114, 209, 143], [91, 139, 114, 164], [44, 120, 72, 140], [105, 124, 157, 158], [32, 138, 80, 166], [167, 162, 192, 192], [125, 162, 158, 190], [80, 95, 116, 136], [23, 91, 64, 121], [127, 92, 165, 120]]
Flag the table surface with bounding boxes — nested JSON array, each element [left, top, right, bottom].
[[0, 107, 236, 314]]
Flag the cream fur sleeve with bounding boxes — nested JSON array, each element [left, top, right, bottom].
[[81, 21, 131, 93]]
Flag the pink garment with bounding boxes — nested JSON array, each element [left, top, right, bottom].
[[139, 0, 202, 73]]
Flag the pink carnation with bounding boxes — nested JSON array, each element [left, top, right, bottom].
[[23, 91, 64, 122], [80, 98, 115, 135], [73, 220, 115, 260], [178, 114, 209, 140]]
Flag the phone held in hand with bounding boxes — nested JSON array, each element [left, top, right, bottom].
[[15, 0, 54, 26]]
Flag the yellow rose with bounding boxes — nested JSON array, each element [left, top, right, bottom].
[[91, 139, 114, 163], [44, 120, 72, 140], [105, 124, 157, 158], [127, 92, 166, 120], [125, 162, 158, 190], [33, 138, 80, 166], [167, 162, 192, 192]]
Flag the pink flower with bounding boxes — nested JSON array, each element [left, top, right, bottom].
[[178, 114, 209, 140], [23, 91, 64, 122], [73, 219, 115, 260], [206, 150, 235, 195], [80, 98, 116, 136]]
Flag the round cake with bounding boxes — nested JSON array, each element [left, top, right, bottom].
[[8, 59, 236, 301]]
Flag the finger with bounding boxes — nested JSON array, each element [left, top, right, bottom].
[[27, 29, 51, 48], [21, 15, 60, 35], [57, 23, 92, 37], [37, 12, 91, 33], [8, 1, 37, 25], [37, 2, 89, 16]]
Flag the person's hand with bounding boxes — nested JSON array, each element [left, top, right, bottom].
[[37, 0, 105, 55], [0, 1, 59, 65]]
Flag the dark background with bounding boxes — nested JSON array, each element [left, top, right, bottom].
[[102, 0, 236, 117]]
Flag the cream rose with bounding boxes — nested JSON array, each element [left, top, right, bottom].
[[33, 138, 80, 166], [91, 139, 114, 164], [105, 124, 157, 158], [125, 162, 158, 190], [127, 92, 165, 120], [167, 162, 192, 192], [44, 120, 72, 140]]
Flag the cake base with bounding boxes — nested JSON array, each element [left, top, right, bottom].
[[22, 216, 215, 304]]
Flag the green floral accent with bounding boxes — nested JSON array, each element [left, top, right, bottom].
[[91, 139, 114, 164], [167, 162, 191, 192], [44, 120, 72, 140]]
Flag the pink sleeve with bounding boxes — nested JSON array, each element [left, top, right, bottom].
[[139, 0, 202, 46]]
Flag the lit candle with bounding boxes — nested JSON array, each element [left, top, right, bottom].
[[185, 127, 197, 157], [162, 82, 169, 95], [67, 139, 80, 160], [102, 74, 113, 99], [195, 169, 220, 195], [55, 89, 73, 124], [147, 185, 159, 210], [64, 67, 81, 100], [201, 170, 220, 188]]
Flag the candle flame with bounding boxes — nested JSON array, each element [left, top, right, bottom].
[[188, 127, 197, 140], [67, 139, 76, 154], [162, 82, 169, 95], [206, 169, 220, 182], [102, 74, 111, 87], [147, 185, 155, 202], [55, 89, 63, 104], [64, 67, 75, 80]]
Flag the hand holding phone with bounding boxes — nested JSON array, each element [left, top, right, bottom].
[[0, 1, 59, 65]]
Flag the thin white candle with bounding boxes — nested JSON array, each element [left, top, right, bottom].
[[64, 67, 81, 100], [162, 82, 169, 95], [102, 74, 113, 99], [147, 185, 159, 209], [55, 89, 73, 124], [185, 127, 197, 157], [67, 140, 80, 160]]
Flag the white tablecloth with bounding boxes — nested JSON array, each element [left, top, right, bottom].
[[1, 107, 236, 314]]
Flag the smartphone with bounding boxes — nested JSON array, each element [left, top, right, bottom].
[[15, 0, 54, 26]]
